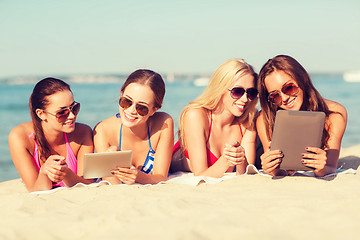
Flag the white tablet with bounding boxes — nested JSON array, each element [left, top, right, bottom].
[[270, 110, 325, 171], [83, 150, 133, 179]]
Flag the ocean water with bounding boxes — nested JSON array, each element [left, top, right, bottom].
[[0, 74, 359, 182]]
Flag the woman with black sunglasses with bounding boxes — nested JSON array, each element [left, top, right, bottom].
[[8, 77, 94, 192], [93, 69, 174, 184], [172, 59, 259, 178], [257, 55, 347, 177]]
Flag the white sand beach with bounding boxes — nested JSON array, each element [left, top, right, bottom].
[[0, 145, 359, 240]]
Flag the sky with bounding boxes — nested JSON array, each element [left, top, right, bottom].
[[0, 0, 359, 78]]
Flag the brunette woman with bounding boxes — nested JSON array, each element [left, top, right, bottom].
[[256, 55, 347, 177], [93, 69, 174, 184], [9, 77, 94, 192]]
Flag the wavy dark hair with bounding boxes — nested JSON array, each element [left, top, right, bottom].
[[258, 55, 333, 148], [29, 77, 71, 163], [121, 69, 165, 110]]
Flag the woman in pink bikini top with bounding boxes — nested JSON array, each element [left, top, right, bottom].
[[172, 59, 259, 178], [8, 77, 94, 192]]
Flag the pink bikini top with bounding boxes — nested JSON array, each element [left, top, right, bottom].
[[29, 133, 78, 187]]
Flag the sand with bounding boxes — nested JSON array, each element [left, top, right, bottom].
[[0, 145, 359, 240]]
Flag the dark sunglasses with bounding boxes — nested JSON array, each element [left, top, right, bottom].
[[228, 87, 258, 100], [119, 97, 150, 117], [268, 82, 300, 106], [44, 102, 80, 122]]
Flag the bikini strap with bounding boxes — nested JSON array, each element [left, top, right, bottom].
[[205, 111, 213, 144], [119, 122, 153, 151], [147, 125, 154, 151], [119, 123, 123, 150], [64, 132, 68, 143], [239, 124, 243, 137]]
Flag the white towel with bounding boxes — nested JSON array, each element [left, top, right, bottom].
[[30, 180, 111, 195], [165, 164, 357, 186]]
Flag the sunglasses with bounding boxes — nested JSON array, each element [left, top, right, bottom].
[[44, 102, 80, 122], [119, 97, 150, 117], [228, 87, 258, 100], [268, 82, 300, 106]]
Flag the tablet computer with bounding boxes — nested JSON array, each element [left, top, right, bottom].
[[83, 150, 133, 179], [270, 110, 325, 171]]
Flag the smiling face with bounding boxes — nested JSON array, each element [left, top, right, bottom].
[[40, 90, 77, 133], [222, 72, 256, 117], [264, 70, 304, 111], [119, 83, 157, 128]]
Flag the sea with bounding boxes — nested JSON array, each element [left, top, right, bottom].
[[1, 73, 359, 182]]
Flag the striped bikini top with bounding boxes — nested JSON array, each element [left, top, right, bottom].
[[116, 113, 155, 174]]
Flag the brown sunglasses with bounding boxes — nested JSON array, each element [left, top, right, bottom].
[[119, 97, 150, 117], [44, 102, 80, 122], [268, 82, 299, 106]]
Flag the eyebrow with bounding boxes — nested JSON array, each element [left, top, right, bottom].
[[57, 101, 76, 110], [268, 80, 294, 93], [124, 95, 150, 106]]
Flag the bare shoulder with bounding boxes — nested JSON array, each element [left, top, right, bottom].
[[183, 107, 208, 124], [325, 99, 347, 116], [8, 122, 34, 151], [150, 111, 174, 130], [9, 122, 33, 141], [93, 115, 119, 134], [255, 111, 265, 127]]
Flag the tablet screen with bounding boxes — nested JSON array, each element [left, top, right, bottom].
[[270, 110, 325, 171], [83, 150, 133, 179]]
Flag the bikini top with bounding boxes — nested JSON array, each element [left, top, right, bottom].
[[182, 112, 243, 167], [116, 113, 155, 174], [29, 133, 78, 187]]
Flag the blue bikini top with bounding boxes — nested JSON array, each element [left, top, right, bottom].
[[116, 113, 155, 174]]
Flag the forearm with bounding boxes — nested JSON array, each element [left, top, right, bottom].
[[28, 173, 53, 192], [62, 169, 94, 187], [135, 171, 167, 184], [193, 156, 230, 178], [235, 159, 249, 175], [313, 165, 336, 177]]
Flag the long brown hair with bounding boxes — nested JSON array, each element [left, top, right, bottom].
[[258, 55, 332, 148], [178, 59, 258, 151], [121, 69, 165, 110], [29, 77, 71, 162]]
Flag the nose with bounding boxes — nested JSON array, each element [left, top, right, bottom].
[[280, 92, 290, 104], [239, 92, 249, 103], [127, 102, 138, 115], [68, 109, 76, 119]]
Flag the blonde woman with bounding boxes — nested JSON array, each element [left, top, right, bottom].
[[173, 59, 259, 178]]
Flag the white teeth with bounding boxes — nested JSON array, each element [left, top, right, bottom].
[[124, 112, 136, 121], [285, 98, 295, 107], [236, 105, 245, 111]]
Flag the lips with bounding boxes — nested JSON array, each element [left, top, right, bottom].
[[235, 104, 245, 111], [124, 112, 137, 122], [64, 120, 75, 127], [283, 97, 296, 108]]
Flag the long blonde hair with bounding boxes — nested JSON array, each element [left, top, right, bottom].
[[178, 59, 258, 150]]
